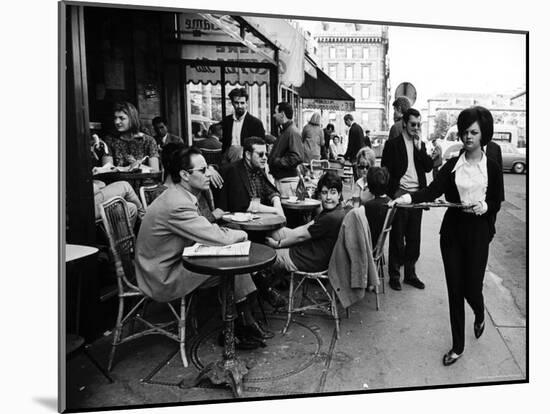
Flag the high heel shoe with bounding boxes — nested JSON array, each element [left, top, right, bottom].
[[474, 320, 485, 339], [442, 350, 463, 366]]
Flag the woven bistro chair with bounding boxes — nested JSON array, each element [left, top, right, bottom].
[[200, 147, 223, 169], [99, 196, 190, 370], [282, 268, 345, 339], [372, 205, 398, 302], [139, 183, 167, 209]]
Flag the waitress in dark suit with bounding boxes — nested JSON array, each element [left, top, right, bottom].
[[391, 106, 504, 366]]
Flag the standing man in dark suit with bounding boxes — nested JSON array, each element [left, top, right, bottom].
[[343, 114, 365, 163], [221, 87, 266, 158], [381, 108, 433, 291]]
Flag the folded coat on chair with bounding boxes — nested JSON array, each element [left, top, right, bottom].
[[328, 207, 379, 308]]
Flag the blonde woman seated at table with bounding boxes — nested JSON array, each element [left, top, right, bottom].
[[102, 102, 160, 171], [351, 146, 377, 207], [265, 172, 347, 274]]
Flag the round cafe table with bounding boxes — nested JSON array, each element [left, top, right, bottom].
[[281, 198, 322, 227], [221, 212, 286, 232], [181, 243, 276, 398], [280, 198, 321, 211]]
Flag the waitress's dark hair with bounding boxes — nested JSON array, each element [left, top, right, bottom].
[[457, 106, 494, 146], [168, 146, 203, 184]]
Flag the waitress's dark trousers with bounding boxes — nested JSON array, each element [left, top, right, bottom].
[[440, 213, 490, 355]]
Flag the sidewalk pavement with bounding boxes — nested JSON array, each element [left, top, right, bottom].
[[66, 206, 526, 411]]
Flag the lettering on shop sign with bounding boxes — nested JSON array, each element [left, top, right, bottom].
[[192, 59, 216, 73], [184, 19, 221, 32]]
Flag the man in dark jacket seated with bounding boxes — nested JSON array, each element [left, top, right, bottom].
[[216, 137, 284, 216], [215, 137, 286, 308]]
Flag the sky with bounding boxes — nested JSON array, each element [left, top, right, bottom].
[[388, 26, 526, 109], [296, 20, 526, 110]]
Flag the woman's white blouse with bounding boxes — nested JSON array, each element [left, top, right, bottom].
[[452, 152, 488, 205]]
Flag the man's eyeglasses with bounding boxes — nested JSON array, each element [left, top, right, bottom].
[[187, 167, 208, 175], [320, 189, 340, 196], [254, 151, 267, 158], [408, 122, 421, 128], [357, 165, 369, 170]]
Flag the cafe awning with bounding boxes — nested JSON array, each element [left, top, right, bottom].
[[299, 67, 355, 112]]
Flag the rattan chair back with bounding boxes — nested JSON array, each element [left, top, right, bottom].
[[139, 184, 167, 209]]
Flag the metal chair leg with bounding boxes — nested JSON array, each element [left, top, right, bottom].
[[331, 288, 340, 339], [179, 297, 188, 368], [83, 346, 114, 383], [108, 296, 125, 371], [282, 272, 295, 335]]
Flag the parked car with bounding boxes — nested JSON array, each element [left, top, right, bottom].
[[500, 142, 527, 174], [441, 141, 526, 174]]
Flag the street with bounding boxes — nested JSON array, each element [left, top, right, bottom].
[[491, 172, 527, 317]]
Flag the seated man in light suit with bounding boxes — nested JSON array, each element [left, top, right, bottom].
[[135, 146, 273, 348]]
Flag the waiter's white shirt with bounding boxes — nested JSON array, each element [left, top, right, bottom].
[[231, 111, 247, 147]]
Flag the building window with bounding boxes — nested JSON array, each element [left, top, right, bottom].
[[329, 111, 336, 122], [345, 65, 353, 80], [328, 64, 337, 79], [362, 112, 369, 125], [363, 47, 369, 59], [346, 47, 353, 59], [361, 85, 370, 99], [329, 47, 336, 59], [345, 85, 353, 96], [361, 65, 370, 80]]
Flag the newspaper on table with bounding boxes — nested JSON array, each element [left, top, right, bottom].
[[182, 241, 251, 257]]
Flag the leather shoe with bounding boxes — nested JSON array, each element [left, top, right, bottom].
[[243, 321, 275, 340], [442, 350, 463, 366], [261, 287, 287, 309], [404, 277, 425, 289], [474, 320, 485, 339], [389, 279, 402, 291]]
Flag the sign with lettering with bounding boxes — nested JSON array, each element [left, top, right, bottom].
[[302, 98, 355, 112]]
